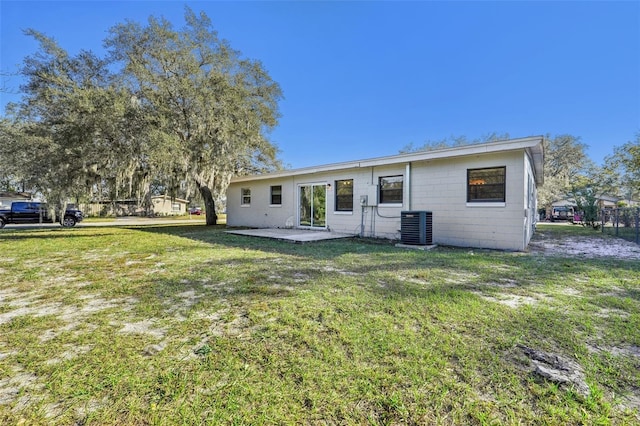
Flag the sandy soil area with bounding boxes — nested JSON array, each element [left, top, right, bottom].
[[529, 229, 640, 260]]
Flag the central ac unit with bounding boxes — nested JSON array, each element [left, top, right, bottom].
[[400, 211, 433, 245]]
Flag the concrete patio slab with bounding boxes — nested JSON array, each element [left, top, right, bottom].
[[395, 243, 438, 251], [226, 228, 355, 243]]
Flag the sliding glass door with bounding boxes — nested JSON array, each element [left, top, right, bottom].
[[299, 184, 326, 228]]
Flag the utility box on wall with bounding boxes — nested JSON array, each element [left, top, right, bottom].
[[358, 186, 378, 206], [400, 211, 433, 245], [365, 185, 378, 206]]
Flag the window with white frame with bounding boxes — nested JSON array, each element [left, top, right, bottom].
[[241, 188, 251, 206]]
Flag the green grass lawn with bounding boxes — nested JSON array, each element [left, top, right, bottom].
[[0, 224, 638, 425]]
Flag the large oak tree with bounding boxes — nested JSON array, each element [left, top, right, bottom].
[[2, 8, 282, 223], [1, 30, 145, 212], [536, 134, 593, 208], [105, 8, 283, 224]]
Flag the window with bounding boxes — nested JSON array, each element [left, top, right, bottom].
[[12, 202, 29, 213], [171, 203, 181, 212], [241, 188, 251, 205], [270, 185, 282, 205], [335, 179, 353, 211], [467, 167, 506, 202], [379, 175, 403, 204]]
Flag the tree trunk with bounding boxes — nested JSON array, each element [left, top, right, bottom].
[[198, 184, 218, 225]]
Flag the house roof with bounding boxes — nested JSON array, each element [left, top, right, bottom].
[[551, 195, 625, 207], [231, 136, 545, 185], [0, 191, 31, 199], [91, 195, 190, 204], [151, 195, 190, 203]]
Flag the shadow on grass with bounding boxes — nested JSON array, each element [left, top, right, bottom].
[[5, 222, 637, 299], [120, 224, 640, 307], [131, 224, 378, 260], [8, 223, 632, 307], [0, 229, 118, 240]]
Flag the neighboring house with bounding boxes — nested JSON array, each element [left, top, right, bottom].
[[150, 195, 189, 216], [81, 200, 145, 217], [551, 195, 634, 214], [81, 195, 189, 217], [227, 136, 544, 251], [0, 192, 31, 209], [597, 195, 640, 208]]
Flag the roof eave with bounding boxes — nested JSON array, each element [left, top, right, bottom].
[[231, 136, 545, 183]]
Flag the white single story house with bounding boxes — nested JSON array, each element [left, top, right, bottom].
[[226, 136, 544, 251], [150, 195, 189, 216], [552, 195, 635, 211], [81, 195, 189, 217], [0, 192, 32, 209]]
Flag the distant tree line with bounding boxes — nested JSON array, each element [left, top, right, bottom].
[[0, 7, 282, 224]]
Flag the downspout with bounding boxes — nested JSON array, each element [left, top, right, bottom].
[[405, 163, 411, 211]]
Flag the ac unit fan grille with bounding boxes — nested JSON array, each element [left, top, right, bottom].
[[400, 211, 433, 245]]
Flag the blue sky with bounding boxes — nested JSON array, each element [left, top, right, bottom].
[[1, 1, 638, 169]]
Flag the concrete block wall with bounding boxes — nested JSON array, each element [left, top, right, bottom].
[[408, 150, 526, 250], [227, 148, 534, 250]]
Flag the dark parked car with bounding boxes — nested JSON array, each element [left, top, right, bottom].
[[0, 202, 84, 228], [188, 207, 203, 215]]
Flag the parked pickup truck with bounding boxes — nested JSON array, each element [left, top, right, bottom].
[[0, 202, 84, 228]]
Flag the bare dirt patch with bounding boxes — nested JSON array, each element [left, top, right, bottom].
[[529, 230, 640, 260], [588, 344, 640, 359], [119, 319, 166, 339], [0, 371, 43, 407], [473, 292, 542, 308]]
